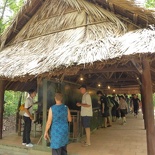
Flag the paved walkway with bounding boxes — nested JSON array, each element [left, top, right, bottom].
[[0, 112, 147, 155], [68, 112, 147, 155]]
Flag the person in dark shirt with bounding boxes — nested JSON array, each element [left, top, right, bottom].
[[97, 91, 112, 128], [132, 94, 140, 117]]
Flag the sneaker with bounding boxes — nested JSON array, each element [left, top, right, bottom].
[[26, 143, 33, 147], [22, 143, 26, 145]]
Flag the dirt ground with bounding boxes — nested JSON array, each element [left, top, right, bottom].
[[2, 115, 16, 136]]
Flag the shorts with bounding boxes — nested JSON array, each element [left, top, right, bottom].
[[102, 110, 110, 117], [120, 109, 126, 117], [81, 116, 91, 128]]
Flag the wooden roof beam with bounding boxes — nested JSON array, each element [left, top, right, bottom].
[[79, 67, 138, 74], [108, 2, 115, 13], [131, 59, 142, 74], [133, 13, 138, 25], [23, 13, 31, 20]]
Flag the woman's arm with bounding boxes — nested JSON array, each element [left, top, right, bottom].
[[68, 108, 72, 122], [44, 108, 52, 141]]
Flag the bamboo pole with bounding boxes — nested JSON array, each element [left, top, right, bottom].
[[0, 80, 5, 139], [141, 57, 155, 155]]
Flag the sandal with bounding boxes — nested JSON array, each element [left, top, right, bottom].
[[82, 143, 91, 147]]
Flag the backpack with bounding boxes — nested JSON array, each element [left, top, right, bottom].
[[19, 104, 32, 116]]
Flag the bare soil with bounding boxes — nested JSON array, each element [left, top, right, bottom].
[[2, 115, 16, 136]]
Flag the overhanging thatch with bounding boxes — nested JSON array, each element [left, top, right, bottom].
[[117, 26, 155, 55], [0, 27, 155, 81], [0, 0, 128, 81]]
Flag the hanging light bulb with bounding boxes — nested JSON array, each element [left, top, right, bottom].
[[108, 86, 110, 89], [98, 83, 101, 87], [80, 77, 84, 81], [80, 74, 84, 81]]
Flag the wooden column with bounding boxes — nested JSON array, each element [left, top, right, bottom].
[[0, 80, 5, 139], [141, 57, 155, 155], [42, 79, 48, 146], [140, 85, 146, 129]]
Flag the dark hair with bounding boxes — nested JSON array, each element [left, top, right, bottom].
[[28, 89, 36, 94], [96, 90, 103, 95], [78, 84, 87, 89]]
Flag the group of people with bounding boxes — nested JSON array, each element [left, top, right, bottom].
[[97, 92, 141, 127], [21, 86, 141, 155], [21, 85, 92, 155]]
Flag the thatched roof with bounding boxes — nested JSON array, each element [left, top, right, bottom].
[[0, 0, 155, 92], [0, 0, 127, 80], [91, 0, 155, 28]]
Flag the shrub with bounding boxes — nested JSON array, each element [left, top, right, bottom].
[[3, 102, 17, 118]]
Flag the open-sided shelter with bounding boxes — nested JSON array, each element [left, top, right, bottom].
[[0, 0, 155, 154]]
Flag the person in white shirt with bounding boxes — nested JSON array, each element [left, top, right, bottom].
[[22, 89, 36, 147], [118, 95, 128, 125], [76, 85, 92, 146]]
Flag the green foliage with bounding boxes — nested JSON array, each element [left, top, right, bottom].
[[0, 0, 24, 34], [4, 90, 22, 117], [3, 102, 17, 117], [145, 0, 155, 8], [4, 90, 22, 105]]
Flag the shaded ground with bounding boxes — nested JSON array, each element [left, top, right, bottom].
[[0, 112, 147, 155], [3, 115, 16, 136], [68, 112, 147, 155]]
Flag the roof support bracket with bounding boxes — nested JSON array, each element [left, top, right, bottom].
[[131, 59, 142, 74], [109, 2, 115, 13]]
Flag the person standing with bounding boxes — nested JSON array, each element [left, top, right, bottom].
[[118, 95, 128, 125], [132, 94, 140, 117], [76, 85, 93, 146], [44, 93, 72, 155], [22, 89, 37, 147], [96, 91, 112, 128]]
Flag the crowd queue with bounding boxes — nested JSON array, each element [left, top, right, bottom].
[[21, 86, 141, 155]]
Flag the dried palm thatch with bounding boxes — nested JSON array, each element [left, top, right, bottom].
[[1, 27, 155, 81], [116, 26, 155, 55], [0, 0, 128, 81], [1, 0, 126, 49]]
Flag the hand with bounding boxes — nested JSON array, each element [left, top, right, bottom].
[[44, 132, 49, 141], [30, 115, 34, 120], [98, 101, 101, 104], [76, 103, 81, 107]]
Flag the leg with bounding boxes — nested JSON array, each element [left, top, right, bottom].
[[85, 128, 91, 144], [107, 116, 112, 126], [61, 145, 67, 155], [52, 148, 61, 155], [22, 116, 26, 143], [24, 117, 32, 144], [104, 117, 107, 128]]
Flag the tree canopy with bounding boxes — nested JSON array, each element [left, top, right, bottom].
[[0, 0, 24, 34]]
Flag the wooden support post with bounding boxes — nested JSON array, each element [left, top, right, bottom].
[[140, 85, 146, 129], [141, 57, 155, 155], [0, 81, 5, 139], [42, 79, 48, 146]]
